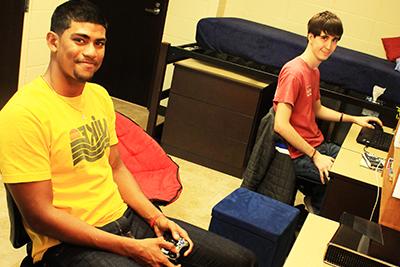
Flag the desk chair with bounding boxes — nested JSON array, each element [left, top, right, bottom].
[[241, 108, 297, 205], [5, 186, 37, 266], [241, 108, 322, 211]]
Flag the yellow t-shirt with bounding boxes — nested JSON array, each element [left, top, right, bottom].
[[0, 77, 127, 262]]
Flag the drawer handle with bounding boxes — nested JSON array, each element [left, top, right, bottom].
[[145, 2, 160, 15]]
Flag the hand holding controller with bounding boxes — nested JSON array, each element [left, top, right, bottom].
[[161, 232, 189, 263]]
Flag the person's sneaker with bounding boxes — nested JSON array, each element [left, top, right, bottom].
[[303, 196, 315, 214]]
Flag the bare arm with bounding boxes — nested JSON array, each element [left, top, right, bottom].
[[274, 102, 334, 183], [6, 181, 145, 257], [108, 144, 163, 224], [7, 164, 179, 266], [313, 100, 383, 128], [109, 145, 193, 256]]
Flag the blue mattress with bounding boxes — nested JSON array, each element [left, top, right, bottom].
[[196, 18, 400, 105]]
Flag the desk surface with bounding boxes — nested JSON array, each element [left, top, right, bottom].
[[175, 59, 269, 89], [284, 214, 338, 267], [331, 147, 383, 187]]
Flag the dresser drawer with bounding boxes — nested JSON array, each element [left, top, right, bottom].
[[171, 65, 261, 117], [165, 93, 254, 142], [162, 116, 248, 168]]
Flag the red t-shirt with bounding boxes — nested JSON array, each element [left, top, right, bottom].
[[273, 57, 324, 158]]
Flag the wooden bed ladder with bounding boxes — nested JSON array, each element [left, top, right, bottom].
[[146, 42, 171, 140]]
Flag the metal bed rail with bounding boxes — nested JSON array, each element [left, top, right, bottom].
[[146, 42, 398, 138]]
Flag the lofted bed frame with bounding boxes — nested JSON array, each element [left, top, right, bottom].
[[147, 18, 399, 140]]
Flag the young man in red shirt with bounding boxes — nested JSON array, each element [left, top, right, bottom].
[[273, 11, 382, 213]]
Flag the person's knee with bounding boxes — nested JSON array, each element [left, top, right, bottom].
[[224, 246, 258, 267], [241, 248, 258, 267]]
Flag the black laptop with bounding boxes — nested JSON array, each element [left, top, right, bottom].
[[356, 127, 393, 152]]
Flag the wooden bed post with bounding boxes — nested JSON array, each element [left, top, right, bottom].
[[146, 42, 170, 137]]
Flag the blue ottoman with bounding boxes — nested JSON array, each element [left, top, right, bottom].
[[209, 188, 299, 267]]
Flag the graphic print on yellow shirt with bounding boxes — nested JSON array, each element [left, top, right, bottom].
[[70, 116, 110, 166]]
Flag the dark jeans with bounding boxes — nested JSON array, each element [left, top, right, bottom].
[[293, 142, 340, 212], [41, 208, 257, 267]]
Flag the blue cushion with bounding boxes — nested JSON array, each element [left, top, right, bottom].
[[211, 188, 299, 240], [210, 188, 300, 267]]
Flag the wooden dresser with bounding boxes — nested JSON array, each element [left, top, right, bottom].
[[161, 59, 275, 177]]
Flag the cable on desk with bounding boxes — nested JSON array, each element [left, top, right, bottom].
[[369, 160, 384, 221]]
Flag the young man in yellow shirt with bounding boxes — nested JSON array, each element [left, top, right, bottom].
[[0, 1, 257, 266]]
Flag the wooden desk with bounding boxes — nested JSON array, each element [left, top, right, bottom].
[[161, 59, 275, 177], [321, 147, 383, 221], [320, 123, 392, 222], [284, 214, 338, 267]]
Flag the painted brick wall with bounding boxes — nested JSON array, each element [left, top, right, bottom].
[[18, 0, 65, 87], [222, 0, 400, 59]]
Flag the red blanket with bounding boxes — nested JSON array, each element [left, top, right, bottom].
[[115, 112, 182, 205]]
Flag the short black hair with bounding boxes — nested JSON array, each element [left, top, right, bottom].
[[308, 11, 343, 40], [51, 0, 107, 34]]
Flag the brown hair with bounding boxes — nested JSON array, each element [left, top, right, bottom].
[[51, 0, 107, 35], [308, 11, 343, 40]]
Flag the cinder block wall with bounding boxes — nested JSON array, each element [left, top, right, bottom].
[[18, 0, 65, 88], [222, 0, 400, 59]]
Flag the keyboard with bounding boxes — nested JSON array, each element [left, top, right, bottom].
[[356, 127, 393, 151]]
